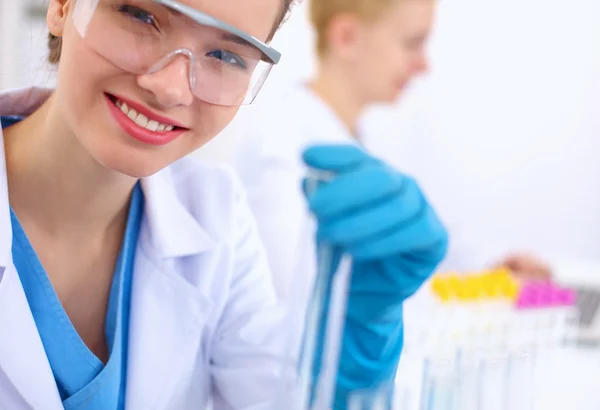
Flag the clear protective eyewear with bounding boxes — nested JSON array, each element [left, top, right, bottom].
[[72, 0, 282, 106]]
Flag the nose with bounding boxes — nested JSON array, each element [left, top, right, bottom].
[[137, 54, 195, 108]]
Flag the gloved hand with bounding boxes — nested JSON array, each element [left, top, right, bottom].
[[302, 144, 449, 408]]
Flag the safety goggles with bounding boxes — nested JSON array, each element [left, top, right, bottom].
[[73, 0, 282, 106]]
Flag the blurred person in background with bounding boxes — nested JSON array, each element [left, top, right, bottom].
[[234, 0, 550, 309]]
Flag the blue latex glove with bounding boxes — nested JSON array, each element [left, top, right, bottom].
[[302, 144, 449, 409]]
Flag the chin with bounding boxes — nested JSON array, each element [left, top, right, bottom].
[[386, 87, 407, 104], [96, 149, 169, 179], [106, 162, 162, 179]]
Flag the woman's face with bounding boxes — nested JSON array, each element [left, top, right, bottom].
[[350, 0, 436, 104], [47, 0, 280, 178]]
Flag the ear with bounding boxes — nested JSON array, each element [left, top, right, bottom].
[[326, 13, 362, 60], [47, 0, 71, 37]]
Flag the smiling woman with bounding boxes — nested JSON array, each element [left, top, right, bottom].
[[31, 0, 291, 180], [0, 0, 301, 409], [0, 1, 448, 409]]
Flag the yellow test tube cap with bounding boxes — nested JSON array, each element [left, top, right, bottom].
[[431, 275, 453, 301], [501, 279, 521, 300], [461, 276, 482, 301], [481, 275, 501, 298]]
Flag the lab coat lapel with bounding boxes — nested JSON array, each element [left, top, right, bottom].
[[0, 265, 64, 410], [0, 88, 52, 268], [125, 171, 215, 409], [0, 107, 62, 409]]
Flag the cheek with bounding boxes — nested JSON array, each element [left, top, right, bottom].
[[54, 36, 113, 135], [362, 41, 400, 82], [189, 103, 240, 149]]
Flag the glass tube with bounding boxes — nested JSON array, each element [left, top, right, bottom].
[[505, 348, 536, 410]]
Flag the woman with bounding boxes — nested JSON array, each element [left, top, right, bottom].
[[234, 0, 550, 309], [235, 0, 439, 306], [0, 0, 447, 409]]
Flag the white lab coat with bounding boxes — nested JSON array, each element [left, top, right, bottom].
[[0, 88, 288, 410], [232, 83, 521, 305], [233, 84, 357, 307], [232, 84, 490, 340]]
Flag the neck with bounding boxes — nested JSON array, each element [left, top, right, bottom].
[[309, 59, 366, 138], [3, 92, 136, 240]]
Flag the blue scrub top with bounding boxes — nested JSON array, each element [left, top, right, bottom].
[[3, 116, 144, 409]]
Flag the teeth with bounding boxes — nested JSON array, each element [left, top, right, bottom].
[[135, 114, 148, 127], [113, 98, 176, 132]]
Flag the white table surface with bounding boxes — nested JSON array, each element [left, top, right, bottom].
[[534, 347, 600, 410]]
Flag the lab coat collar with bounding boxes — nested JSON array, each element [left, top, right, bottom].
[[290, 83, 363, 145], [0, 87, 215, 269], [0, 127, 10, 269], [141, 170, 216, 258], [0, 87, 52, 268]]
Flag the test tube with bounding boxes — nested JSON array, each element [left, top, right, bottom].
[[454, 347, 481, 410], [420, 353, 456, 410], [294, 170, 352, 410], [310, 254, 352, 410], [479, 349, 509, 410], [395, 346, 425, 410], [554, 288, 578, 346], [505, 348, 536, 410], [347, 384, 394, 410]]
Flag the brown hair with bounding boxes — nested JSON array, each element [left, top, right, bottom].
[[47, 0, 297, 64], [309, 0, 396, 55]]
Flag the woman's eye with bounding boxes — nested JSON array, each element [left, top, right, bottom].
[[118, 5, 157, 27], [208, 50, 247, 70]]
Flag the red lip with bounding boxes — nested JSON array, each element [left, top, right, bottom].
[[105, 94, 186, 146], [108, 93, 188, 129]]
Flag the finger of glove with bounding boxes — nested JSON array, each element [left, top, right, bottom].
[[346, 262, 418, 320], [346, 279, 421, 321], [308, 165, 404, 220], [302, 144, 373, 173], [349, 206, 448, 260], [317, 178, 423, 245], [351, 258, 435, 294]]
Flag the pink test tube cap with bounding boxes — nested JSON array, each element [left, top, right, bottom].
[[558, 288, 577, 306], [516, 290, 541, 309]]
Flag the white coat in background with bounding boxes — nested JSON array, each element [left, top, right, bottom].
[[233, 84, 359, 307], [231, 83, 501, 323], [0, 88, 288, 410]]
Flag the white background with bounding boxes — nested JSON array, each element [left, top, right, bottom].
[[2, 0, 600, 278]]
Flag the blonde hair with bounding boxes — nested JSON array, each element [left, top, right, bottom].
[[309, 0, 396, 55]]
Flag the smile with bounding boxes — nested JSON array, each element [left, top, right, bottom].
[[115, 99, 175, 132], [105, 93, 187, 146]]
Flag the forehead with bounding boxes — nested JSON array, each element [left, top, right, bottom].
[[382, 0, 436, 33], [178, 0, 282, 41]]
